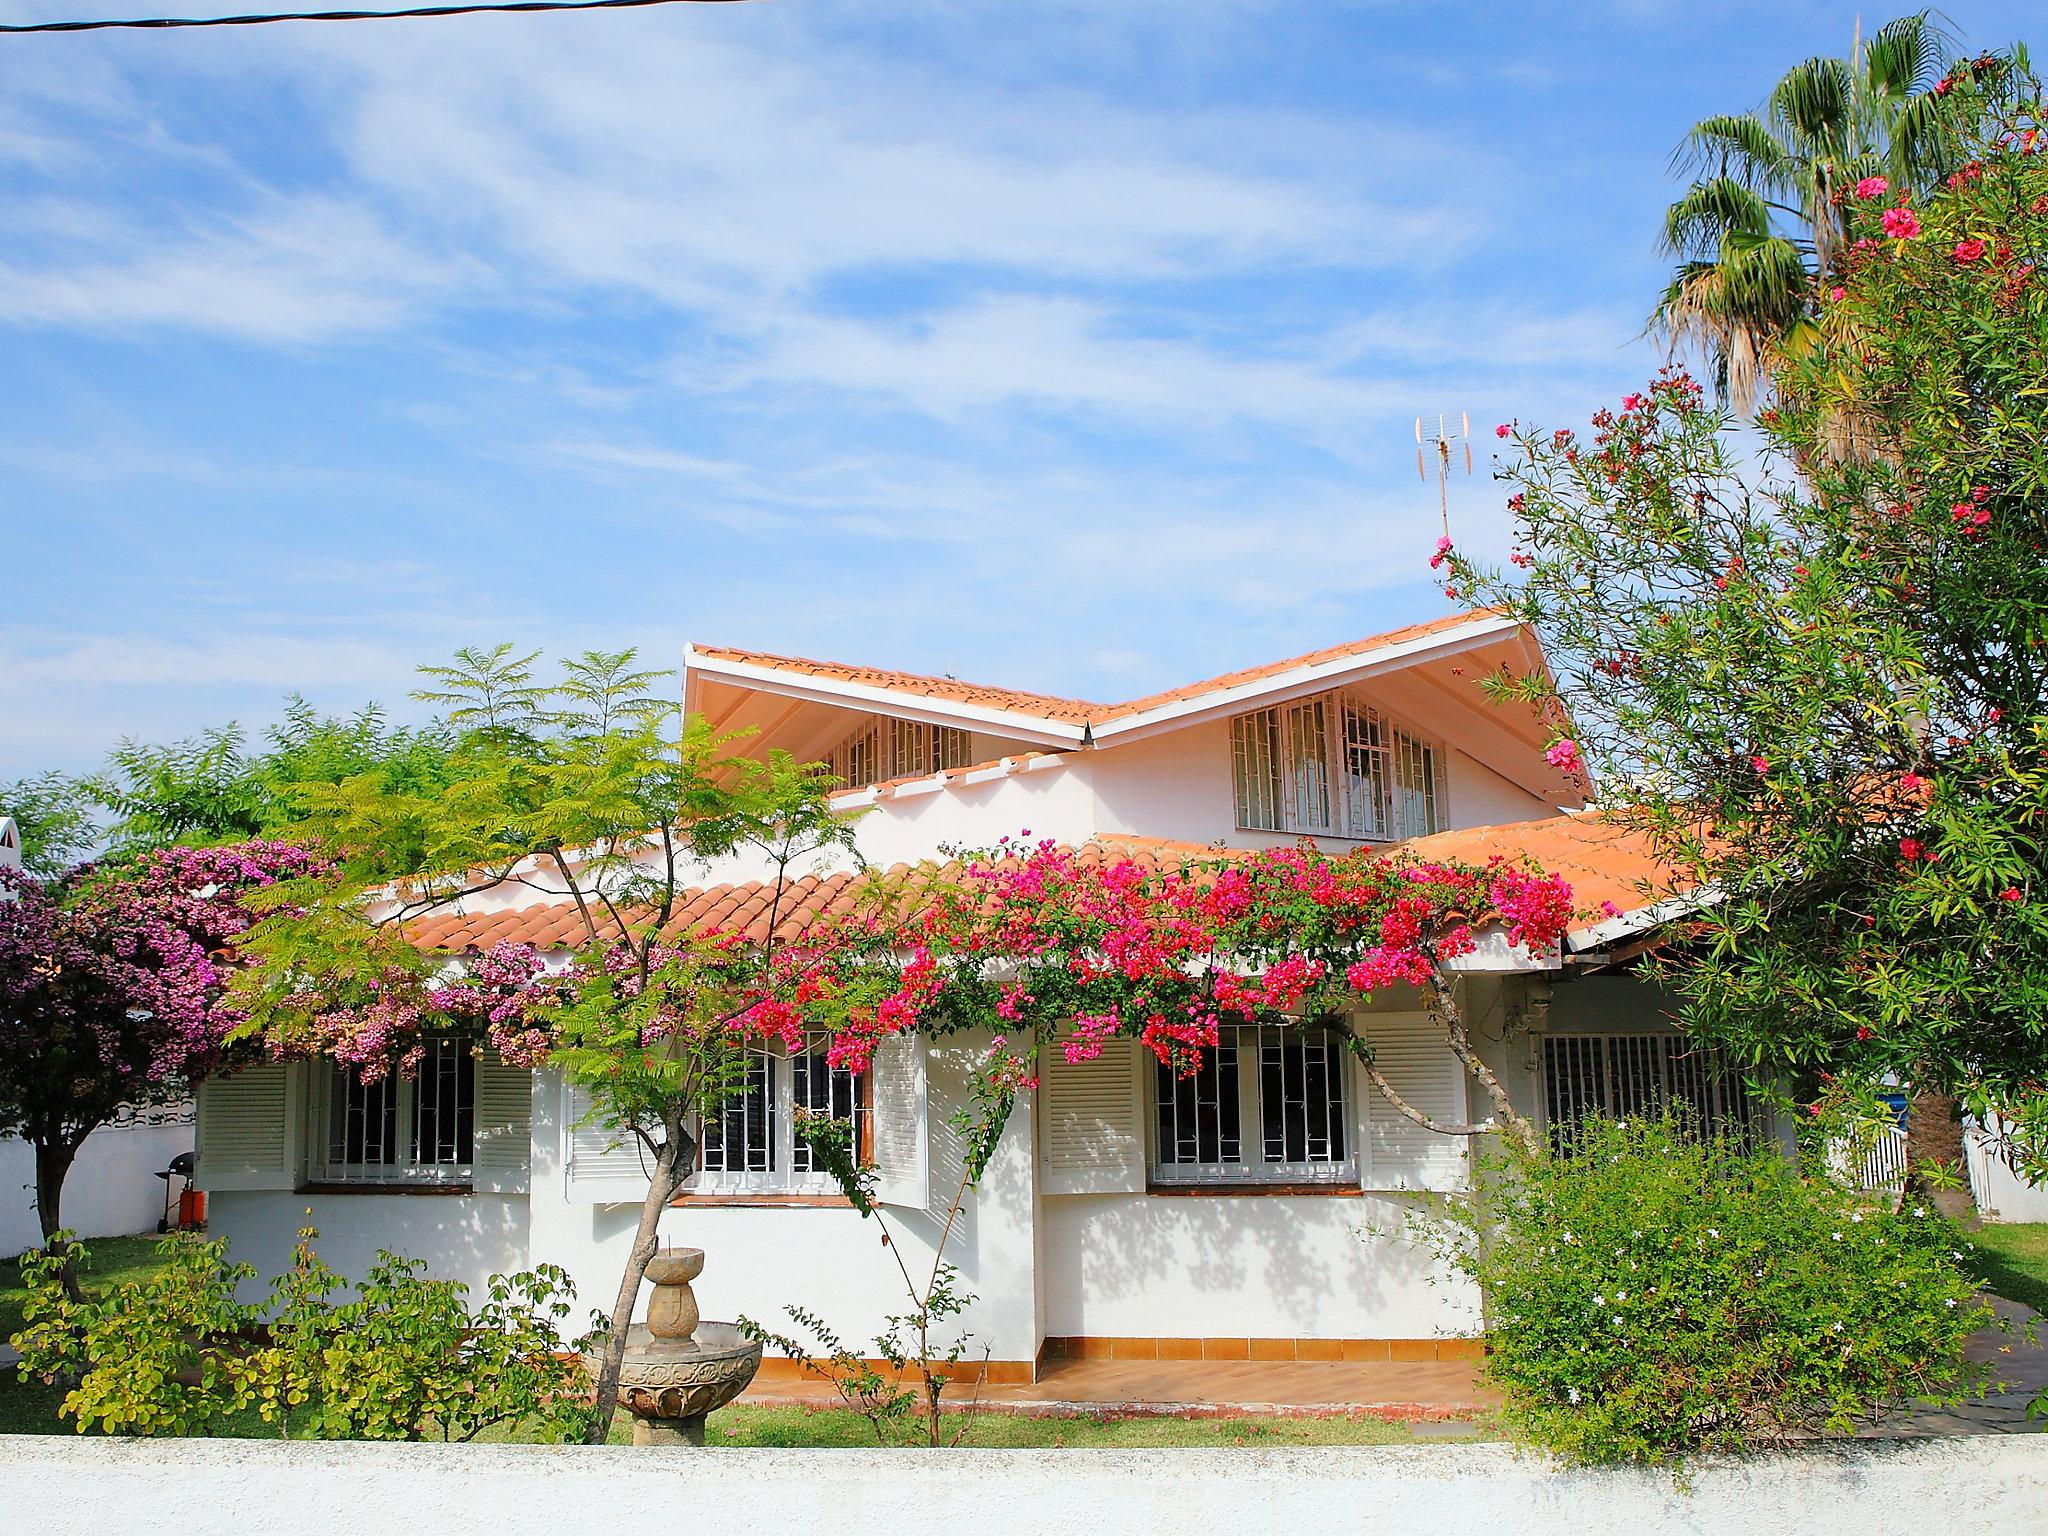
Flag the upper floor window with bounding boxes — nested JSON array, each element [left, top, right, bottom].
[[697, 1032, 870, 1196], [1151, 1023, 1353, 1186], [314, 1035, 474, 1186], [828, 717, 975, 789], [1230, 692, 1444, 840]]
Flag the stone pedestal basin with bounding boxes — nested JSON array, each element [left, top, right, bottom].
[[586, 1246, 763, 1447]]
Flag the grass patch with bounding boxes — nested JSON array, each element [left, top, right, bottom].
[[691, 1404, 1449, 1448], [1970, 1222, 2048, 1314], [1, 1234, 169, 1346]]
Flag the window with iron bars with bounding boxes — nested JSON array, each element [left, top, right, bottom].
[[1230, 691, 1445, 840], [827, 717, 976, 789], [314, 1035, 475, 1185], [1151, 1024, 1353, 1185], [1541, 1033, 1760, 1148], [698, 1032, 870, 1194]]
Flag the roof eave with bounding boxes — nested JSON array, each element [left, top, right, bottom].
[[682, 653, 1091, 747], [1088, 613, 1526, 746]]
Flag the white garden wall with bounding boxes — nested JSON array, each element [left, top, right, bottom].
[[1, 1114, 194, 1259], [5, 1437, 2044, 1536]]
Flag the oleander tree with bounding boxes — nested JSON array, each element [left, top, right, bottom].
[[0, 843, 319, 1290], [1448, 68, 2048, 1209]]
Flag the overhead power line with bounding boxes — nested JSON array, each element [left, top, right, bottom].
[[0, 0, 744, 33]]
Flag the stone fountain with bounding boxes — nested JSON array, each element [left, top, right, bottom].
[[588, 1246, 764, 1446]]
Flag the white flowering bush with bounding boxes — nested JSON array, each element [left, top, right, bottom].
[[1429, 1115, 1994, 1467]]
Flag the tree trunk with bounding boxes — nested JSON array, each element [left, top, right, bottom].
[[32, 1136, 84, 1302], [586, 1128, 684, 1445], [1903, 1086, 1976, 1223], [1424, 973, 1541, 1155]]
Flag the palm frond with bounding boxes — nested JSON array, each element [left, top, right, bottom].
[[1660, 176, 1777, 259], [1670, 113, 1794, 192], [1768, 56, 1853, 154], [1863, 10, 1956, 102]]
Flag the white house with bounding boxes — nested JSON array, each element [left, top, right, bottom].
[[193, 612, 1768, 1377]]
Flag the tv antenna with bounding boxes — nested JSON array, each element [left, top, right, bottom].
[[1415, 411, 1472, 539]]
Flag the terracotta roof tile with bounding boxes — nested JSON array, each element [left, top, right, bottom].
[[694, 611, 1509, 734], [403, 815, 1683, 957], [1400, 813, 1681, 932], [690, 645, 1104, 723]]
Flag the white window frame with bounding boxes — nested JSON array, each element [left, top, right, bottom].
[[311, 1036, 476, 1187], [1231, 689, 1447, 841], [828, 717, 975, 788], [694, 1032, 870, 1197], [1149, 1023, 1356, 1187]]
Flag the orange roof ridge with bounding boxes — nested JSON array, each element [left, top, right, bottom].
[[693, 609, 1510, 731], [689, 643, 1105, 723]]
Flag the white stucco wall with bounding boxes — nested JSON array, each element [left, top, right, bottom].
[[526, 1040, 1046, 1364], [1968, 1123, 2048, 1223], [1, 1115, 195, 1259], [209, 1190, 530, 1302], [1040, 1191, 1477, 1339], [11, 1435, 2046, 1536]]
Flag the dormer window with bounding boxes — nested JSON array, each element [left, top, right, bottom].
[[1230, 691, 1444, 840], [828, 717, 975, 788]]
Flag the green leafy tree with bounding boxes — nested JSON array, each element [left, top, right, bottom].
[[1655, 12, 1993, 412], [0, 771, 97, 876], [1453, 69, 2048, 1211], [91, 698, 460, 850], [226, 647, 865, 1443]]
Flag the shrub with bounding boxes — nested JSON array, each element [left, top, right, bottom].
[[1417, 1115, 1995, 1468], [10, 1229, 592, 1441]]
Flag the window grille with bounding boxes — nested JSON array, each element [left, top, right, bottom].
[[701, 1043, 776, 1174], [1230, 691, 1443, 841], [790, 1033, 867, 1174], [829, 718, 977, 788], [1152, 1024, 1352, 1185], [316, 1035, 474, 1184], [1541, 1033, 1758, 1148], [697, 1035, 869, 1194]]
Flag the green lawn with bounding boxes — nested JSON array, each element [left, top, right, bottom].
[[1970, 1222, 2048, 1314]]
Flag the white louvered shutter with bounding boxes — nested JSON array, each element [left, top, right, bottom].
[[194, 1062, 297, 1191], [561, 1081, 654, 1203], [1040, 1041, 1146, 1194], [1360, 1012, 1470, 1193], [871, 1034, 929, 1209], [472, 1047, 533, 1194]]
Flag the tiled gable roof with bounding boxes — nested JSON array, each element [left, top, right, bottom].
[[692, 610, 1506, 733]]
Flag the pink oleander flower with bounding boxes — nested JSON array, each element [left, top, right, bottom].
[[1429, 535, 1454, 570], [1494, 422, 1510, 438], [1855, 176, 1889, 199], [1830, 285, 1846, 301], [1544, 738, 1585, 776], [1900, 772, 1927, 794], [1881, 206, 1921, 239], [2000, 887, 2023, 903], [1954, 239, 1987, 264], [1749, 755, 1769, 775], [1899, 837, 1926, 863]]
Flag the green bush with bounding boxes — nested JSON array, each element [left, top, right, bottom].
[[1420, 1115, 1995, 1468], [10, 1229, 592, 1441]]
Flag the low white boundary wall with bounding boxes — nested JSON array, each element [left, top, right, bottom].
[[2, 1436, 2044, 1535]]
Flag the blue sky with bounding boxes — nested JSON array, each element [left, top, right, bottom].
[[0, 0, 2024, 775]]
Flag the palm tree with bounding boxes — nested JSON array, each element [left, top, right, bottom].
[[1655, 11, 1964, 414]]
